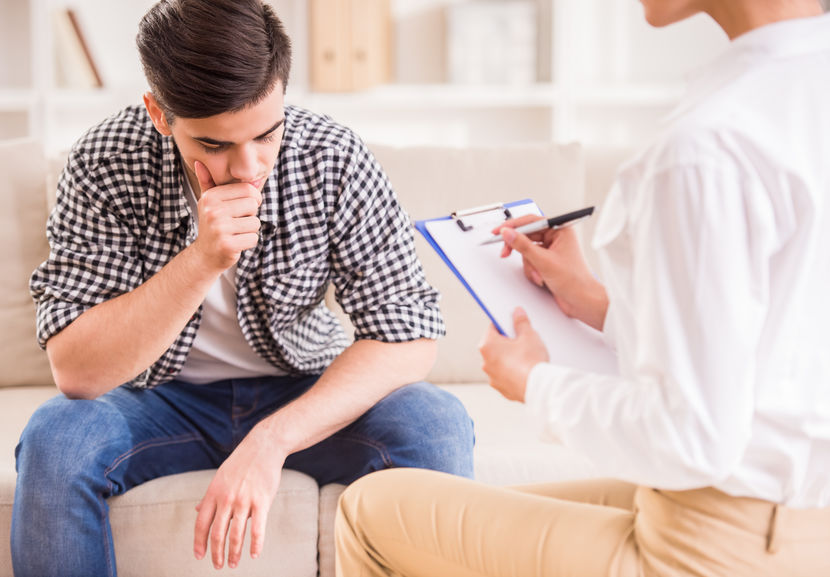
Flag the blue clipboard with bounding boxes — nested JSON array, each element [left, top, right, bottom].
[[415, 199, 537, 335], [415, 198, 618, 375]]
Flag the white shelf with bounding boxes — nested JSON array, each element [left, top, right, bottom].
[[571, 84, 685, 107], [0, 90, 37, 112], [47, 88, 113, 107], [293, 82, 687, 111], [293, 83, 562, 109]]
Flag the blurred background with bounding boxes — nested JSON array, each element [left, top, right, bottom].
[[1, 0, 823, 155]]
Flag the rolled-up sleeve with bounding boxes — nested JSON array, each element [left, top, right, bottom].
[[30, 150, 141, 349], [327, 140, 445, 342]]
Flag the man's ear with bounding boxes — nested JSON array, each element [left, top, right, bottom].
[[143, 92, 172, 136]]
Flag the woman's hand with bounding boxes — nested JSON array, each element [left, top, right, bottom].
[[479, 308, 549, 403], [494, 216, 609, 331]]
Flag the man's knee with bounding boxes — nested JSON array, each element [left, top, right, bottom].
[[378, 383, 475, 477], [16, 395, 126, 478]]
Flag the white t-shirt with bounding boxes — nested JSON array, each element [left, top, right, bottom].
[[525, 14, 830, 508], [177, 176, 286, 384]]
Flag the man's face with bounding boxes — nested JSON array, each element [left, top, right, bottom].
[[145, 82, 286, 196]]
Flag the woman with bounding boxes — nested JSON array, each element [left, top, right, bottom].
[[335, 1, 830, 575]]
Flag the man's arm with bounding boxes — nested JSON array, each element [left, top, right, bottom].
[[47, 244, 218, 399], [47, 162, 262, 399], [193, 337, 437, 569]]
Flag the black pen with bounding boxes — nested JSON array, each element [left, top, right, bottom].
[[479, 206, 595, 245]]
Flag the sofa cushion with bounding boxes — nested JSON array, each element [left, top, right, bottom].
[[110, 469, 320, 577], [0, 139, 54, 387]]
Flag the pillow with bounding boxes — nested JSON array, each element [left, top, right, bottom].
[[366, 143, 586, 384], [0, 139, 55, 387]]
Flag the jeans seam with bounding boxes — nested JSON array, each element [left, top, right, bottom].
[[98, 492, 115, 577], [335, 431, 394, 468], [231, 391, 260, 447], [103, 433, 204, 478], [231, 396, 260, 421]]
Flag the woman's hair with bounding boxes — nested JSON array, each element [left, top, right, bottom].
[[136, 0, 292, 120]]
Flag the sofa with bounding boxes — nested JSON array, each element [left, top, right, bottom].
[[0, 137, 630, 576]]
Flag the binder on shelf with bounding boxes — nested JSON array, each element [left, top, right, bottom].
[[53, 8, 103, 89], [416, 199, 618, 375], [309, 0, 351, 92], [309, 0, 391, 92]]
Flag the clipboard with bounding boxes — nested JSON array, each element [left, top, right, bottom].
[[416, 199, 618, 375]]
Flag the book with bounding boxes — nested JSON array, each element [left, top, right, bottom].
[[53, 8, 103, 89], [309, 0, 391, 92]]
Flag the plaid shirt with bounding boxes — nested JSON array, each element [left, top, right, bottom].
[[31, 104, 445, 389]]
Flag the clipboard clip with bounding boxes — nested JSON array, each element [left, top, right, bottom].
[[451, 203, 513, 232]]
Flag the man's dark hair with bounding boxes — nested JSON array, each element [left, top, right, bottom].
[[137, 0, 292, 119]]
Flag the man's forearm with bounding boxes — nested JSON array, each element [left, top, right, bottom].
[[255, 338, 438, 457], [46, 245, 220, 399]]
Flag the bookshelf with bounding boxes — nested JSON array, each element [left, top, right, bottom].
[[0, 0, 732, 154]]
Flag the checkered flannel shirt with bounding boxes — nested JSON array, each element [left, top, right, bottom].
[[30, 104, 445, 389]]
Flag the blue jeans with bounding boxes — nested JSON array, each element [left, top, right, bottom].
[[11, 376, 474, 577]]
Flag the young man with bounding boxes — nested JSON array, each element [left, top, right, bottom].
[[12, 1, 473, 575], [336, 1, 830, 576]]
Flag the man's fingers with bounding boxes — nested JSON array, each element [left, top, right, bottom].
[[194, 160, 216, 194], [193, 498, 216, 560], [210, 508, 233, 569], [227, 512, 249, 569], [200, 191, 261, 217], [228, 215, 262, 235], [250, 505, 268, 560]]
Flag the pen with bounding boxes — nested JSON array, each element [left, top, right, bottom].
[[479, 206, 595, 245]]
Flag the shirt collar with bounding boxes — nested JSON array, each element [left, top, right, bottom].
[[664, 13, 830, 125], [258, 105, 302, 227], [159, 132, 191, 233]]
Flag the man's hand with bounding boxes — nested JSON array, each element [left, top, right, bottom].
[[493, 216, 609, 331], [193, 423, 286, 569], [191, 160, 262, 273], [479, 307, 549, 403]]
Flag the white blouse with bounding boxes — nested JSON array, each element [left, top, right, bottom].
[[525, 14, 830, 508]]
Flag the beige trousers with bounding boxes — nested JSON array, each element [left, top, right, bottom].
[[335, 468, 830, 577]]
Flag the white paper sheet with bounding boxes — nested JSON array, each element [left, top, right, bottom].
[[424, 202, 618, 375]]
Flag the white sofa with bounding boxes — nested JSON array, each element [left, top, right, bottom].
[[0, 137, 630, 576]]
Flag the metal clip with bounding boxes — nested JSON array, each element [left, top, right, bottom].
[[451, 203, 513, 231]]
